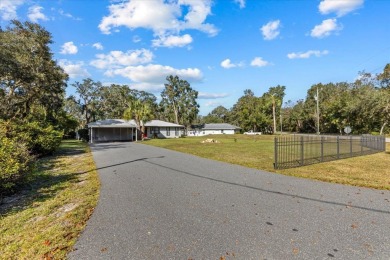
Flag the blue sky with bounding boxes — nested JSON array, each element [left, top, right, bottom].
[[1, 0, 389, 115]]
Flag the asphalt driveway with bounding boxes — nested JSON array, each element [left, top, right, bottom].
[[69, 142, 390, 259]]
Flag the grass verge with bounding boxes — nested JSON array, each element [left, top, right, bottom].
[[0, 140, 99, 259], [145, 134, 390, 190]]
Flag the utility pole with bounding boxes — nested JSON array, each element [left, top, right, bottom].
[[314, 87, 320, 135], [271, 93, 276, 134]]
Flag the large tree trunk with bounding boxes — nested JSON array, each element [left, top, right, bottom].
[[380, 122, 387, 135], [141, 123, 146, 141]]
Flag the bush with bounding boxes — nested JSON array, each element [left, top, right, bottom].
[[0, 120, 63, 156], [0, 137, 35, 196], [77, 128, 89, 142], [66, 131, 77, 139]]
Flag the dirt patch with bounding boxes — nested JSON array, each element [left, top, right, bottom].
[[55, 203, 79, 217], [201, 139, 220, 143]]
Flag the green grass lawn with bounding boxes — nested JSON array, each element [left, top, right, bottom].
[[144, 134, 390, 190], [0, 140, 99, 259]]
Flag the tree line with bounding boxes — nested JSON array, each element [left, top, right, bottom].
[[202, 66, 390, 135]]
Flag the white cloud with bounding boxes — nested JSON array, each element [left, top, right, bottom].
[[152, 34, 193, 48], [0, 0, 24, 20], [287, 50, 329, 59], [58, 60, 90, 78], [198, 92, 229, 99], [220, 58, 243, 69], [250, 57, 270, 67], [204, 101, 223, 107], [92, 42, 104, 50], [60, 41, 78, 55], [234, 0, 246, 9], [58, 9, 82, 21], [28, 5, 48, 23], [90, 49, 153, 69], [310, 18, 342, 38], [98, 0, 218, 46], [105, 64, 203, 86], [261, 20, 281, 40], [319, 0, 364, 17]]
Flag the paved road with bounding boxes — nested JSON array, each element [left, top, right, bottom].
[[69, 142, 390, 259]]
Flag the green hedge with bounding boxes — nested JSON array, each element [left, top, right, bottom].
[[22, 122, 63, 156], [0, 119, 62, 196], [0, 120, 63, 156], [0, 136, 35, 196], [77, 128, 89, 142]]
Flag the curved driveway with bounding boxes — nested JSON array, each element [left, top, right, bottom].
[[69, 142, 390, 259]]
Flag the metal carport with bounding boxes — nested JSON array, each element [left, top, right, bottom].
[[88, 119, 137, 143]]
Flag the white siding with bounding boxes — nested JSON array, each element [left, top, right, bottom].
[[146, 127, 182, 139], [204, 129, 235, 135]]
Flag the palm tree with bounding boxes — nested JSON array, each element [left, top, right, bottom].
[[123, 99, 153, 141]]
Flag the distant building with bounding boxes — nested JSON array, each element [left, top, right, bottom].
[[188, 123, 241, 136]]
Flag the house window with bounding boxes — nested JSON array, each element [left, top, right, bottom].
[[150, 127, 160, 138], [175, 127, 179, 136], [166, 127, 170, 136], [151, 127, 160, 134]]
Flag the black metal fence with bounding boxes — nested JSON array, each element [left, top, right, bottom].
[[274, 134, 386, 169]]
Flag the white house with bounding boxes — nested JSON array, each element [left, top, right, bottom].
[[88, 119, 184, 143], [144, 120, 185, 139], [187, 123, 241, 137]]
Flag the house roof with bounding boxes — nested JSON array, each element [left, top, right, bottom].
[[88, 119, 184, 128], [145, 120, 184, 127], [202, 123, 241, 130]]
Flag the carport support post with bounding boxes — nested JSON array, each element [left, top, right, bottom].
[[90, 127, 93, 144]]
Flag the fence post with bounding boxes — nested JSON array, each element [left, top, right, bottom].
[[361, 135, 363, 155], [382, 136, 386, 151], [321, 136, 324, 162], [300, 136, 304, 166], [337, 136, 340, 159], [274, 137, 278, 169], [350, 135, 353, 157]]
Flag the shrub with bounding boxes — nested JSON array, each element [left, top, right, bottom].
[[0, 120, 63, 156], [77, 128, 89, 142], [0, 136, 35, 196], [64, 130, 76, 139]]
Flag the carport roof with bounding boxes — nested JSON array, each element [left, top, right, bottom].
[[88, 119, 184, 128], [88, 119, 136, 128]]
